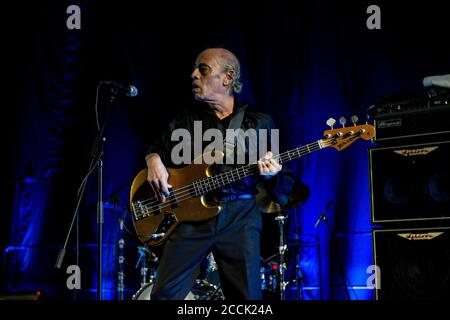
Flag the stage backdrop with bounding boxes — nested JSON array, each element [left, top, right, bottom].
[[1, 0, 449, 300]]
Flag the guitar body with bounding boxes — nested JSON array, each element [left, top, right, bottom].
[[129, 154, 221, 246]]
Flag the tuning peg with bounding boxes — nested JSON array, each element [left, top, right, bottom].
[[326, 118, 336, 129], [339, 116, 346, 127], [351, 115, 358, 126]]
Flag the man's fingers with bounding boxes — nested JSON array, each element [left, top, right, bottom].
[[152, 180, 168, 203], [265, 162, 277, 172], [160, 181, 171, 194], [269, 158, 282, 170], [151, 179, 172, 203], [258, 160, 270, 174], [263, 151, 273, 159], [146, 159, 170, 203], [150, 180, 159, 192], [150, 180, 162, 201], [258, 158, 282, 176]]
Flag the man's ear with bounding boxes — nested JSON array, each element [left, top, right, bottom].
[[223, 70, 235, 86]]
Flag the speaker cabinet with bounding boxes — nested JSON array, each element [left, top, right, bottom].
[[373, 227, 450, 300], [369, 140, 450, 224]]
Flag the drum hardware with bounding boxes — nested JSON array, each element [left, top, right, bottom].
[[117, 207, 126, 300], [261, 259, 289, 300], [289, 253, 304, 300], [132, 250, 223, 300], [256, 181, 309, 214], [260, 266, 267, 291], [261, 214, 310, 300], [275, 214, 288, 300], [196, 252, 224, 300], [135, 246, 148, 287], [132, 280, 224, 301], [135, 246, 158, 287], [268, 261, 279, 296], [132, 283, 196, 300], [190, 278, 224, 301], [117, 238, 125, 300]]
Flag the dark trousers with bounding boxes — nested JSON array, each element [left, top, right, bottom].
[[151, 199, 262, 300]]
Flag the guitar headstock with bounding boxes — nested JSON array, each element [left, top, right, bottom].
[[321, 116, 376, 151]]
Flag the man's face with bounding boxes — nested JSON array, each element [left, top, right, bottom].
[[191, 49, 228, 102]]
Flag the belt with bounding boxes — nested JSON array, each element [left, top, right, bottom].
[[213, 194, 255, 202]]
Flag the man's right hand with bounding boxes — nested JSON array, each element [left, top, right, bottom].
[[145, 153, 172, 203]]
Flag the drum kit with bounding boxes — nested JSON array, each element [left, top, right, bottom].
[[257, 180, 309, 300], [132, 250, 224, 300], [131, 247, 304, 301]]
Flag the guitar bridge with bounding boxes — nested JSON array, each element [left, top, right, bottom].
[[131, 200, 151, 220]]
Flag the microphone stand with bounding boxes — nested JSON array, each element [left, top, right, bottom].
[[316, 203, 351, 300], [93, 88, 119, 300], [55, 83, 118, 300]]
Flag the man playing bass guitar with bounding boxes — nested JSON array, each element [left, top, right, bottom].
[[144, 48, 300, 300]]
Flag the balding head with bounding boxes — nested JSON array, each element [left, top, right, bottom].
[[197, 48, 243, 94]]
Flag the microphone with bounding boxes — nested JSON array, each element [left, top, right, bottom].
[[101, 81, 138, 97], [314, 200, 333, 228]]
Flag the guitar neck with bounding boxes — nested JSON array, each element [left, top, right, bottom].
[[192, 140, 323, 195]]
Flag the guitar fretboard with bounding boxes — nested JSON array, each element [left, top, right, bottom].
[[191, 140, 323, 196]]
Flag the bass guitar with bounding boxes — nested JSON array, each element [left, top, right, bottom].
[[129, 122, 375, 246]]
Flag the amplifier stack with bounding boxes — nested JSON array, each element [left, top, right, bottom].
[[369, 86, 450, 300]]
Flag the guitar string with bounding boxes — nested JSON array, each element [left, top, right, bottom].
[[133, 142, 325, 218], [134, 141, 322, 210], [136, 140, 323, 208]]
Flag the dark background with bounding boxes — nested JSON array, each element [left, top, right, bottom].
[[1, 0, 449, 300]]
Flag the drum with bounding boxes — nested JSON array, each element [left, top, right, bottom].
[[260, 260, 279, 300], [132, 282, 196, 300], [191, 278, 224, 300], [132, 272, 224, 300], [132, 252, 225, 300]]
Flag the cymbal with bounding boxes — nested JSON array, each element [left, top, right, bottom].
[[256, 180, 310, 214]]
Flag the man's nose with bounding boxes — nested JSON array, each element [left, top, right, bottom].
[[191, 68, 200, 79]]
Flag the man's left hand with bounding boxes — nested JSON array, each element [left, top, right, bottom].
[[257, 151, 282, 178]]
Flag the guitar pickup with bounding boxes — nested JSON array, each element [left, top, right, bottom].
[[168, 188, 178, 209]]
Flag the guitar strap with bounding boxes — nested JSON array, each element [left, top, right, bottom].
[[224, 104, 246, 164]]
